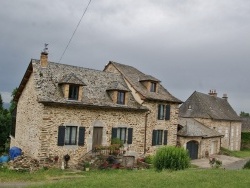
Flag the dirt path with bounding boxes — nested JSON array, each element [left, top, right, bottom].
[[224, 158, 250, 170]]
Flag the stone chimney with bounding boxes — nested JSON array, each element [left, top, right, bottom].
[[208, 89, 217, 97], [40, 44, 49, 68], [222, 93, 228, 101]]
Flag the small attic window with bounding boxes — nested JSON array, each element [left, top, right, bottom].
[[68, 84, 79, 100], [117, 91, 125, 104], [150, 82, 157, 92], [188, 105, 192, 110]]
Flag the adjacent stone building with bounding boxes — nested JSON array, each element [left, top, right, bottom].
[[10, 52, 181, 166], [179, 90, 242, 158]]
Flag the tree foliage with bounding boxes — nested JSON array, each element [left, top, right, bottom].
[[0, 89, 17, 154], [240, 111, 250, 117]]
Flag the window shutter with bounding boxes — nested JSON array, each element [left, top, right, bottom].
[[111, 128, 118, 139], [152, 130, 157, 146], [127, 128, 133, 144], [163, 130, 168, 145], [78, 127, 85, 146], [165, 104, 171, 120], [158, 105, 161, 119], [58, 126, 65, 146]]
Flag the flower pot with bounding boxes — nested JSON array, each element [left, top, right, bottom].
[[85, 167, 90, 171]]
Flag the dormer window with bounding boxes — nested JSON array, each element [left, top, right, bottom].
[[68, 84, 79, 100], [107, 81, 130, 105], [59, 73, 86, 102], [117, 91, 125, 104], [150, 82, 157, 92]]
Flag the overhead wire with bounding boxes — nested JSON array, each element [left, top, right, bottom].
[[58, 0, 92, 63]]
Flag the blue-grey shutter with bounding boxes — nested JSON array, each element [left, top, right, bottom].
[[158, 105, 161, 119], [152, 130, 157, 146], [58, 126, 65, 146], [165, 105, 171, 120], [111, 128, 117, 139], [163, 130, 168, 145], [127, 128, 133, 144], [78, 127, 85, 146]]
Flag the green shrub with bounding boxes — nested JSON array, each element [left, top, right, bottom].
[[153, 146, 190, 171], [243, 159, 250, 169], [144, 155, 154, 164], [111, 138, 123, 147]]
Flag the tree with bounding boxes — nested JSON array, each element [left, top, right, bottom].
[[0, 93, 3, 111], [240, 111, 250, 117], [9, 88, 18, 112]]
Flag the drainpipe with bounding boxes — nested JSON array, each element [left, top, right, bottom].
[[144, 111, 151, 154]]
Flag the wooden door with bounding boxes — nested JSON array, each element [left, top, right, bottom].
[[187, 141, 198, 160], [92, 127, 103, 150]]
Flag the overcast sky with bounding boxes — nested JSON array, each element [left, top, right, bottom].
[[0, 0, 249, 113]]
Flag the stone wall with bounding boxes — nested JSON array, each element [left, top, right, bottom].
[[143, 101, 179, 153], [177, 136, 221, 158], [10, 72, 43, 158], [39, 105, 146, 167], [195, 118, 241, 151]]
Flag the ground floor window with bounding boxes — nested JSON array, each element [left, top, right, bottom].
[[65, 126, 77, 145], [152, 130, 168, 146], [111, 127, 133, 144], [58, 125, 85, 146]]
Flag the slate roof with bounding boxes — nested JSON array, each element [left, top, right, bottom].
[[241, 117, 250, 132], [178, 118, 222, 138], [179, 91, 241, 121], [15, 59, 148, 111], [105, 61, 182, 103]]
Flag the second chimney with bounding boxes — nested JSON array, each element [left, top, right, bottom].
[[222, 94, 228, 101], [208, 89, 217, 97]]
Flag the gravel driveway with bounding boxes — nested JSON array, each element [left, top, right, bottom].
[[191, 155, 249, 169]]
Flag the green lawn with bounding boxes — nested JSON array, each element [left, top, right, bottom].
[[1, 168, 250, 188], [220, 148, 250, 158]]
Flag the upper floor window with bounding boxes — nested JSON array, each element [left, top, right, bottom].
[[158, 104, 171, 120], [117, 91, 125, 104], [68, 85, 79, 100], [150, 82, 157, 92]]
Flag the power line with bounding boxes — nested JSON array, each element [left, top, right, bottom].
[[58, 0, 92, 63]]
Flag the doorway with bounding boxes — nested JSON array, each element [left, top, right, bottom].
[[187, 140, 199, 160], [92, 127, 103, 150]]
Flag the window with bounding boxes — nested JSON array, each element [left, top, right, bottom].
[[152, 130, 168, 146], [157, 104, 171, 120], [65, 126, 77, 145], [158, 104, 164, 120], [112, 127, 133, 144], [58, 126, 85, 146], [68, 85, 79, 100], [150, 82, 156, 92], [117, 91, 125, 104]]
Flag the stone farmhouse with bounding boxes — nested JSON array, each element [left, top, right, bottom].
[[179, 90, 241, 159], [10, 52, 182, 166]]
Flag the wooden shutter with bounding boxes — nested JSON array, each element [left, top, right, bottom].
[[152, 130, 157, 146], [158, 105, 161, 119], [165, 104, 171, 120], [163, 130, 168, 145], [127, 128, 133, 144], [58, 126, 65, 146], [78, 127, 85, 146], [111, 128, 117, 139]]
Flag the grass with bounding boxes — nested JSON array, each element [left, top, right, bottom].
[[220, 148, 250, 158], [1, 168, 250, 188]]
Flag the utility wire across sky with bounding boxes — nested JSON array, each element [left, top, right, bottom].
[[58, 0, 92, 63]]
